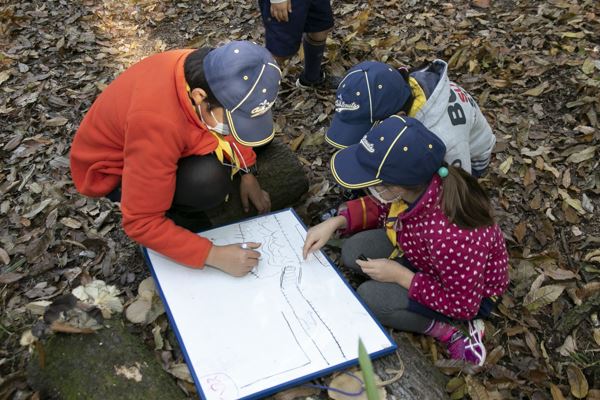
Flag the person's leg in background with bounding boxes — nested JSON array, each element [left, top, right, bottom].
[[297, 31, 329, 86], [258, 0, 338, 89], [167, 154, 233, 232], [258, 0, 307, 67], [296, 0, 337, 88]]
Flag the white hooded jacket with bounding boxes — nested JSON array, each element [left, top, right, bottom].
[[408, 60, 495, 175]]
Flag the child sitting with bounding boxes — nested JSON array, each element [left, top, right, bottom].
[[303, 115, 509, 365]]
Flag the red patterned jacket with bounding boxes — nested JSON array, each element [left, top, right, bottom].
[[340, 175, 509, 320]]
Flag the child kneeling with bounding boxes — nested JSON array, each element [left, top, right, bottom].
[[303, 116, 509, 365]]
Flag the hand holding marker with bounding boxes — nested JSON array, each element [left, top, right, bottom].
[[204, 242, 261, 277], [241, 242, 261, 274]]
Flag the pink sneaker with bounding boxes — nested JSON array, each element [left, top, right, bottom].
[[447, 319, 487, 366]]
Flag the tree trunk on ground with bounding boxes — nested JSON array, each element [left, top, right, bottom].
[[374, 332, 449, 399], [27, 323, 448, 399], [206, 139, 309, 226], [28, 320, 185, 400]]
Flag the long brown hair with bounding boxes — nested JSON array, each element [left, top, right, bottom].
[[440, 164, 495, 229]]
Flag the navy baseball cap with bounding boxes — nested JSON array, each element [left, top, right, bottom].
[[331, 115, 446, 188], [204, 41, 282, 146], [326, 61, 412, 149]]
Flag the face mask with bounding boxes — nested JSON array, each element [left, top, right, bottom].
[[368, 186, 402, 204], [199, 105, 230, 135]]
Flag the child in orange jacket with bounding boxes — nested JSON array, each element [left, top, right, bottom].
[[71, 41, 281, 276]]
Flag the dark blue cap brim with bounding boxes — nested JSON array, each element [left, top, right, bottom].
[[226, 109, 275, 147], [325, 114, 373, 149], [330, 146, 382, 189]]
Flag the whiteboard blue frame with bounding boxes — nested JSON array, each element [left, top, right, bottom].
[[142, 207, 397, 400]]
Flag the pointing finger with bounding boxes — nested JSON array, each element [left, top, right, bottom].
[[302, 240, 315, 260]]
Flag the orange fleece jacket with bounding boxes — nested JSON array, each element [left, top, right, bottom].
[[70, 50, 256, 268]]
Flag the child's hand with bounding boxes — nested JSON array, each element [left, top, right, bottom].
[[240, 173, 271, 214], [270, 0, 292, 22], [205, 243, 261, 277], [356, 258, 415, 287], [302, 216, 347, 259]]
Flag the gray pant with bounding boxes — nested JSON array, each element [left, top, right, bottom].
[[341, 229, 432, 333]]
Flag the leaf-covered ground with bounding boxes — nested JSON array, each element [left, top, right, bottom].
[[1, 0, 599, 398]]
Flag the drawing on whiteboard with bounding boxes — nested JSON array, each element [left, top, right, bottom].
[[145, 209, 396, 400], [199, 373, 239, 400], [279, 265, 346, 365]]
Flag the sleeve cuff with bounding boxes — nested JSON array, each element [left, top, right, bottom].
[[337, 208, 352, 236]]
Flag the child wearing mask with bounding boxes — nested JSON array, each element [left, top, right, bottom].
[[303, 115, 509, 365], [71, 41, 280, 275]]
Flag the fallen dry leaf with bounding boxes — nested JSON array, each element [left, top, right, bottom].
[[125, 277, 164, 324], [557, 335, 577, 357], [273, 386, 321, 400], [20, 330, 37, 349], [514, 221, 527, 243], [523, 81, 549, 97], [114, 363, 143, 382], [566, 364, 588, 399], [0, 272, 25, 284], [523, 284, 565, 312], [550, 383, 566, 400], [499, 156, 513, 174], [0, 247, 10, 265], [72, 280, 123, 318], [587, 390, 600, 400], [168, 363, 194, 383], [583, 249, 600, 263], [565, 146, 596, 164], [471, 0, 490, 8], [60, 217, 82, 229], [289, 133, 305, 152], [125, 298, 151, 324], [328, 370, 387, 400], [465, 375, 490, 400]]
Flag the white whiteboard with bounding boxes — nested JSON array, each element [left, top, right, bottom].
[[144, 209, 395, 400]]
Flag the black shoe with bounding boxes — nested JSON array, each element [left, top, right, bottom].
[[296, 71, 342, 91]]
